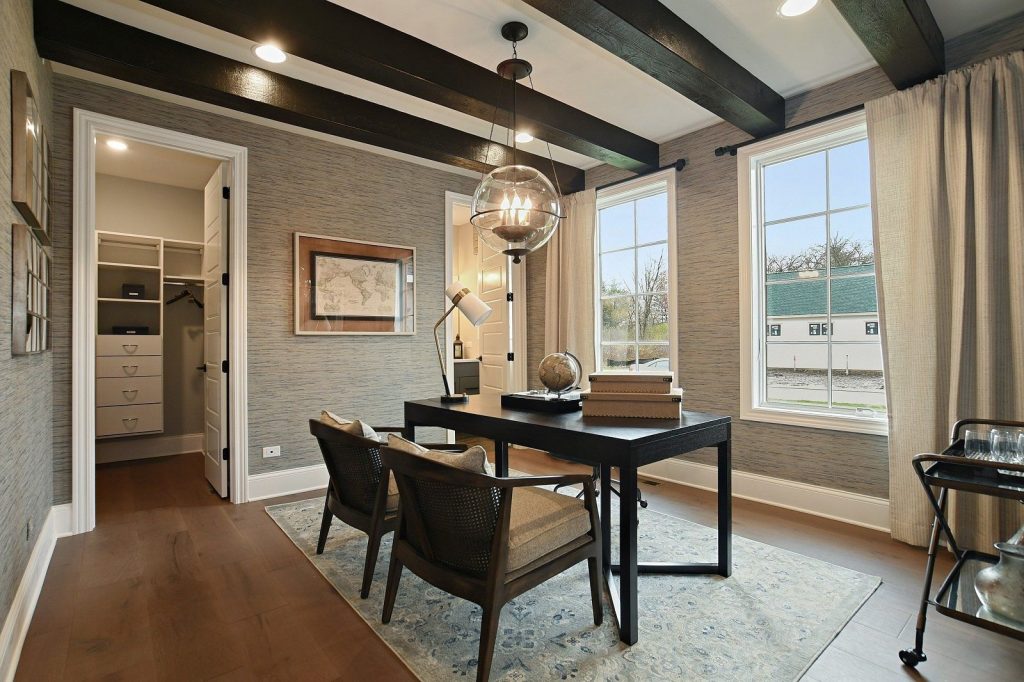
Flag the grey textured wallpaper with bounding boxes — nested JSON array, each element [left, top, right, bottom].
[[0, 0, 53, 629], [527, 17, 1024, 499], [49, 75, 478, 502]]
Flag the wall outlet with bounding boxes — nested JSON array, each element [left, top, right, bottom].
[[262, 445, 281, 458]]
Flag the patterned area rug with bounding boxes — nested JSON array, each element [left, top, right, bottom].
[[266, 492, 879, 681]]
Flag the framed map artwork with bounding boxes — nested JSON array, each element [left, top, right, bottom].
[[294, 233, 415, 335]]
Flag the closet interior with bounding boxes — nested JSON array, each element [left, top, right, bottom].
[[93, 136, 221, 466]]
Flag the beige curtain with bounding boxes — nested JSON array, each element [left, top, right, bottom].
[[544, 189, 597, 388], [866, 51, 1024, 548]]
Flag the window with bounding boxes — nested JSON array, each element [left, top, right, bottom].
[[595, 171, 677, 374], [739, 112, 886, 435]]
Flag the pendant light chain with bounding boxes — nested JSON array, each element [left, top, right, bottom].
[[527, 72, 564, 205]]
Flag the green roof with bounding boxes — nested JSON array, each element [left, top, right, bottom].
[[766, 265, 877, 316]]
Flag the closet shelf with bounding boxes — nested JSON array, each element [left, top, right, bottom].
[[164, 273, 203, 282], [98, 261, 161, 271], [98, 297, 161, 304]]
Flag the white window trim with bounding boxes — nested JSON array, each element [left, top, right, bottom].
[[738, 111, 888, 436], [593, 169, 679, 378]]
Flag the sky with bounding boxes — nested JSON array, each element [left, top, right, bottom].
[[763, 138, 873, 260]]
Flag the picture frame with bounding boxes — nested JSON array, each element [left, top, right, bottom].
[[294, 232, 415, 335], [11, 71, 52, 245], [12, 223, 51, 354]]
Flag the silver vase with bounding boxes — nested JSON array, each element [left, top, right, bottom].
[[975, 526, 1024, 624]]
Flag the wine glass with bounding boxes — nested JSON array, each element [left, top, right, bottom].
[[990, 428, 1011, 462], [963, 429, 987, 459]]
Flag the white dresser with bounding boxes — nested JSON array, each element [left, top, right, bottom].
[[95, 334, 164, 438]]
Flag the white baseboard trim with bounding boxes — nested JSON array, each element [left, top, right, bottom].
[[96, 432, 204, 464], [247, 463, 328, 502], [0, 504, 73, 682], [639, 459, 890, 533]]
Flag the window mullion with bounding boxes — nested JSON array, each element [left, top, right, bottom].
[[824, 149, 833, 410]]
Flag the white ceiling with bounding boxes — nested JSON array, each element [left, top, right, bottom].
[[63, 0, 1022, 172], [95, 134, 221, 189]]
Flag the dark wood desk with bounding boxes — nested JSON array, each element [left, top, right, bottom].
[[403, 395, 732, 645]]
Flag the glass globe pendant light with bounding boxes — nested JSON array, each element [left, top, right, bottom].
[[471, 22, 563, 264]]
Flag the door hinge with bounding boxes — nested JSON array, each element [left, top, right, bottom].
[[221, 272, 229, 286], [222, 447, 229, 461], [506, 292, 514, 302], [222, 186, 230, 200], [507, 352, 515, 361], [222, 359, 229, 374]]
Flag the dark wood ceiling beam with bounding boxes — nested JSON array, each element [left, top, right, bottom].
[[34, 0, 584, 192], [521, 0, 785, 137], [140, 0, 660, 173], [830, 0, 945, 89]]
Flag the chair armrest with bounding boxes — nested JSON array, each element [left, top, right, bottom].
[[494, 473, 593, 489], [415, 442, 470, 452], [371, 426, 406, 433]]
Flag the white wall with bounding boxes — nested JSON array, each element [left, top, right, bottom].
[[95, 174, 203, 242], [766, 313, 882, 371]]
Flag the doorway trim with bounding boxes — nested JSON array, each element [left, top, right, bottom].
[[71, 109, 250, 533], [443, 191, 528, 396]]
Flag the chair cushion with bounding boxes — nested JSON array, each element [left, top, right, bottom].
[[319, 411, 380, 441], [386, 433, 493, 475], [507, 487, 591, 572]]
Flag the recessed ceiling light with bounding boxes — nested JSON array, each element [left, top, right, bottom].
[[106, 139, 128, 152], [252, 43, 287, 63], [778, 0, 818, 17], [514, 131, 534, 143]]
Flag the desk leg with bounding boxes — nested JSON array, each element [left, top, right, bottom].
[[599, 464, 611, 569], [717, 435, 732, 577], [618, 465, 639, 645], [494, 441, 509, 477]]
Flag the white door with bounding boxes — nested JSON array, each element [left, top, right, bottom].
[[477, 243, 513, 395], [203, 165, 229, 497]]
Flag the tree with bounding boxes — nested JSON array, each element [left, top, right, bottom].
[[601, 252, 669, 341], [767, 235, 873, 274]]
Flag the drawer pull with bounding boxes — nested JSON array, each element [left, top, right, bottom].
[[122, 344, 139, 354], [122, 365, 139, 376], [122, 389, 138, 401], [122, 417, 139, 430]]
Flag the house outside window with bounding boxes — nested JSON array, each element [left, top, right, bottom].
[[739, 112, 886, 435], [594, 170, 677, 374]]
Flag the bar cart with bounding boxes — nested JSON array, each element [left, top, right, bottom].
[[900, 418, 1024, 668]]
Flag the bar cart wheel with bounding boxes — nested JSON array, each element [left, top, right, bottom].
[[899, 649, 926, 668]]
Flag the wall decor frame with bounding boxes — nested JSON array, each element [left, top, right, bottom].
[[294, 232, 415, 335], [12, 223, 51, 354], [11, 70, 52, 245]]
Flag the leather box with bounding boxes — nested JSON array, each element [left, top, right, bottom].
[[581, 387, 684, 418], [588, 371, 674, 394]]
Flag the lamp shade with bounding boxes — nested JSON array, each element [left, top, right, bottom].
[[446, 281, 492, 326], [470, 165, 561, 262]]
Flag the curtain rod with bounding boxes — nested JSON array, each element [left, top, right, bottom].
[[714, 104, 865, 157], [593, 158, 686, 193]]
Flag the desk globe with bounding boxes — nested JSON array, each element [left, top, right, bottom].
[[538, 351, 582, 395]]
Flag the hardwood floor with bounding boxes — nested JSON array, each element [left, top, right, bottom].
[[16, 450, 1024, 681]]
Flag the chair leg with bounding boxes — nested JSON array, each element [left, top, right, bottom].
[[476, 603, 502, 682], [360, 529, 384, 599], [381, 551, 404, 624], [316, 497, 332, 555], [587, 555, 603, 626]]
